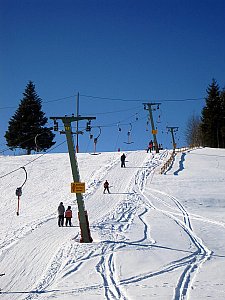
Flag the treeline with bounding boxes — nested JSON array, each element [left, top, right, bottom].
[[186, 79, 225, 148], [4, 79, 225, 155]]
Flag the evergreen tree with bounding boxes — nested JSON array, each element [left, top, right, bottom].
[[220, 88, 225, 148], [201, 79, 224, 148], [5, 81, 55, 154]]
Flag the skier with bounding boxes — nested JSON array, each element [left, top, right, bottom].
[[58, 202, 65, 227], [103, 180, 110, 194], [65, 206, 72, 227], [147, 140, 153, 153], [121, 153, 126, 167]]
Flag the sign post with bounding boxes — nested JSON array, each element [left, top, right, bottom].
[[71, 182, 85, 193]]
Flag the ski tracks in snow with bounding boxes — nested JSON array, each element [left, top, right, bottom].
[[134, 152, 213, 300], [43, 151, 163, 300], [2, 150, 214, 300], [89, 151, 169, 300], [32, 149, 221, 300], [13, 152, 145, 300], [145, 188, 212, 300]]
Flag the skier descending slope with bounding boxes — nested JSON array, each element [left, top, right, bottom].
[[121, 153, 126, 167], [103, 180, 110, 194]]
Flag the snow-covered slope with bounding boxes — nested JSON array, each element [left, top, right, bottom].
[[0, 148, 225, 300]]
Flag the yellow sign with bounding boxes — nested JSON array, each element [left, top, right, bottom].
[[152, 129, 158, 134], [71, 182, 85, 193]]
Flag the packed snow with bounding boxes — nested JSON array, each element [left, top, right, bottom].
[[0, 147, 225, 300]]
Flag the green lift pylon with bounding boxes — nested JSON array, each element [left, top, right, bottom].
[[50, 115, 96, 243], [143, 102, 161, 153], [166, 126, 179, 152]]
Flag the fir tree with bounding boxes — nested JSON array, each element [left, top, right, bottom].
[[201, 79, 224, 148], [220, 88, 225, 148], [5, 81, 55, 154]]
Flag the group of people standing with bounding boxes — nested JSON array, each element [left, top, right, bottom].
[[147, 140, 163, 152], [58, 202, 73, 227]]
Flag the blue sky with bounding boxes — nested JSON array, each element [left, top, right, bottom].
[[1, 0, 225, 154]]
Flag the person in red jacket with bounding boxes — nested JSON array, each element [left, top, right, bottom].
[[65, 206, 72, 227], [147, 140, 153, 153]]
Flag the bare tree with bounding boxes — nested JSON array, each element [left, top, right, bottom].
[[185, 114, 202, 147]]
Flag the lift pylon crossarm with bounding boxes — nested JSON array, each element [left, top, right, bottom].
[[166, 126, 179, 131], [50, 116, 96, 123], [60, 130, 84, 135], [143, 102, 161, 109]]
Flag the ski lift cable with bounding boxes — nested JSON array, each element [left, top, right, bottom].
[[82, 107, 144, 127], [0, 93, 204, 111], [119, 113, 146, 125], [70, 109, 145, 131], [81, 108, 146, 132], [0, 140, 66, 180], [80, 93, 204, 102], [0, 134, 40, 154], [0, 95, 77, 110], [81, 94, 141, 102], [110, 114, 146, 129], [0, 130, 56, 155], [90, 106, 140, 115], [22, 141, 66, 168]]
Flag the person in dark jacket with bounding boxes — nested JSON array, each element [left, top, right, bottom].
[[58, 202, 65, 227], [103, 180, 110, 194], [121, 153, 126, 167], [65, 206, 72, 227]]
